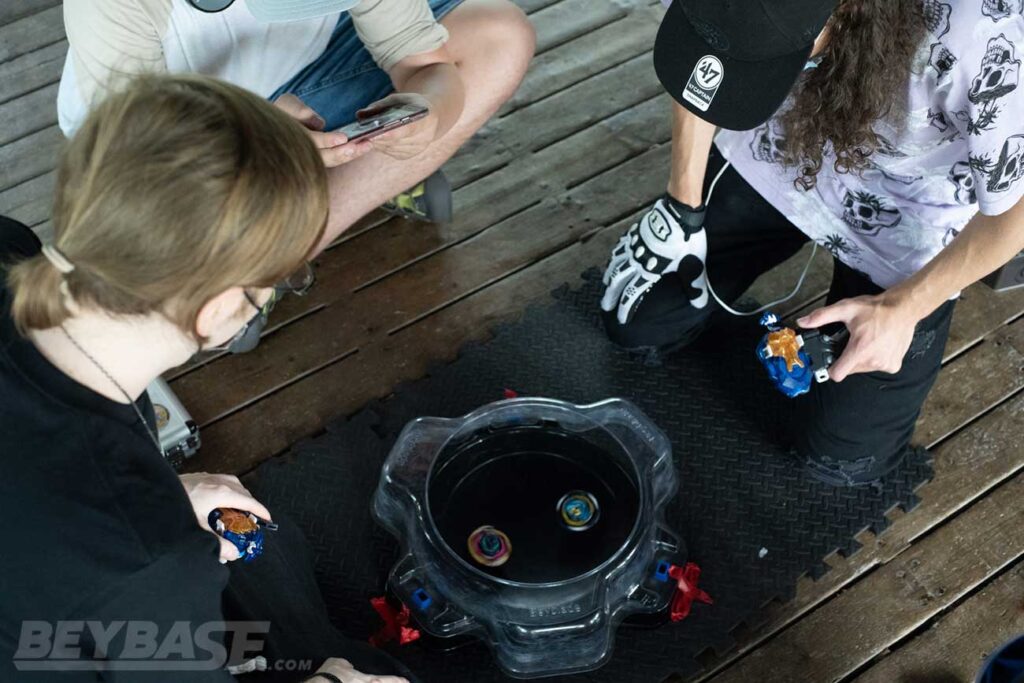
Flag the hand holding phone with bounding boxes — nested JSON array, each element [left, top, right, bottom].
[[339, 93, 439, 161], [335, 104, 430, 143]]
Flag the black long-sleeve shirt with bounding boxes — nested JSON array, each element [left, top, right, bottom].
[[0, 216, 232, 682]]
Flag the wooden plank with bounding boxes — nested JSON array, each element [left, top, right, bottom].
[[0, 39, 65, 104], [0, 0, 61, 28], [0, 124, 62, 190], [686, 385, 1024, 682], [181, 213, 635, 475], [745, 242, 832, 319], [181, 140, 670, 472], [790, 284, 1024, 368], [31, 220, 53, 244], [0, 5, 662, 243], [0, 6, 64, 63], [446, 51, 661, 187], [851, 561, 1024, 683], [0, 81, 59, 146], [945, 283, 1024, 359], [530, 0, 628, 56], [0, 171, 54, 228], [170, 97, 671, 427], [501, 4, 664, 113], [915, 319, 1024, 446], [515, 0, 564, 13], [707, 447, 1024, 683]]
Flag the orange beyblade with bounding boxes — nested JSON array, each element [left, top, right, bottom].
[[764, 328, 805, 372]]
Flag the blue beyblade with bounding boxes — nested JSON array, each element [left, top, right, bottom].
[[756, 312, 814, 398], [208, 508, 276, 562], [756, 312, 850, 398]]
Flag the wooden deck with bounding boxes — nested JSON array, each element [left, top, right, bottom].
[[3, 2, 1024, 681]]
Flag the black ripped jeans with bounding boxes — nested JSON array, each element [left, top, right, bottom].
[[222, 516, 418, 682], [603, 147, 955, 485]]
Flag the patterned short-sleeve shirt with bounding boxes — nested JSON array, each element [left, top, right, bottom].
[[714, 0, 1024, 289]]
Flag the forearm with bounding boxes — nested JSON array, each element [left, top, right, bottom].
[[886, 198, 1024, 319], [390, 58, 465, 140], [667, 100, 717, 207]]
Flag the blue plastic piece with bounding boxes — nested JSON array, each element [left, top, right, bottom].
[[654, 560, 670, 583], [208, 508, 266, 563], [757, 337, 814, 398], [756, 311, 814, 399], [411, 588, 433, 610]]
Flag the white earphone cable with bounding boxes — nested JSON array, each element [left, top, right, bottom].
[[700, 160, 818, 317]]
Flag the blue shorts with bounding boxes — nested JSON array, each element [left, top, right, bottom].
[[270, 0, 464, 130]]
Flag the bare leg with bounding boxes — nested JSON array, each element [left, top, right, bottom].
[[317, 0, 536, 250]]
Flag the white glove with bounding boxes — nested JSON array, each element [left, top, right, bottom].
[[600, 198, 709, 325]]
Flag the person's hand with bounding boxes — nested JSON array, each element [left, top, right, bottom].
[[178, 473, 272, 563], [273, 94, 372, 167], [601, 197, 709, 325], [357, 93, 439, 160], [308, 658, 408, 683], [797, 293, 918, 381]]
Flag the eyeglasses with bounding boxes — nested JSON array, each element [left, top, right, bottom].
[[251, 260, 317, 317], [187, 0, 237, 12], [211, 262, 316, 353]]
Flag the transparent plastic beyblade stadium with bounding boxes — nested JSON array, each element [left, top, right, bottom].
[[372, 397, 683, 678]]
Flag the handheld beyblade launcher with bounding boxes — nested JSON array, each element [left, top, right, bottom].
[[372, 398, 691, 678], [757, 312, 850, 398]]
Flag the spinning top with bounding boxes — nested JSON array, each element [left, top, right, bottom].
[[468, 525, 511, 567], [208, 507, 277, 562], [558, 491, 600, 531]]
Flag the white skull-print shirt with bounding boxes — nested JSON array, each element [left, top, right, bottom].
[[714, 0, 1024, 289]]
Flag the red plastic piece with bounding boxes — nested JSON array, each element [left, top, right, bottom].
[[369, 596, 421, 647], [503, 388, 519, 399], [668, 563, 713, 622]]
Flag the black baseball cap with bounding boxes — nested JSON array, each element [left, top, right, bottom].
[[653, 0, 838, 131]]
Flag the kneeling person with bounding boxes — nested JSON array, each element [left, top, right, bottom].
[[601, 0, 1024, 485], [1, 74, 411, 682]]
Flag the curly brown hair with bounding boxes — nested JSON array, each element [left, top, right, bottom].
[[778, 0, 927, 190]]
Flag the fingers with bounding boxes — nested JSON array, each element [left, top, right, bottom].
[[797, 300, 856, 329], [356, 94, 404, 119], [617, 272, 654, 325], [600, 258, 632, 313], [307, 129, 349, 150], [827, 347, 857, 383], [317, 657, 408, 683], [190, 473, 273, 524], [274, 94, 325, 130], [368, 130, 431, 160], [319, 655, 352, 671], [318, 140, 373, 167], [218, 537, 242, 563], [210, 489, 273, 524], [827, 341, 903, 382]]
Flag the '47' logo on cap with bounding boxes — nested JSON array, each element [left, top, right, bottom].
[[683, 55, 724, 112]]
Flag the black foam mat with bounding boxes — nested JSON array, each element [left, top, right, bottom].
[[246, 271, 932, 682]]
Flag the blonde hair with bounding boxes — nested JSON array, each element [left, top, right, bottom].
[[7, 74, 328, 337]]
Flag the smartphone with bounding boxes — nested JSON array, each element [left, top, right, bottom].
[[335, 104, 429, 142]]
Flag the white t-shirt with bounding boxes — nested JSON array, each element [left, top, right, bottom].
[[715, 0, 1024, 289], [58, 0, 449, 136]]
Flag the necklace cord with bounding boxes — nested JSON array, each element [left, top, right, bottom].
[[59, 326, 164, 456]]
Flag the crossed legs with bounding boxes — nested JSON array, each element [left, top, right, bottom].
[[321, 0, 536, 244]]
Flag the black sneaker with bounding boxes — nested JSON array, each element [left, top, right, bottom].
[[382, 170, 453, 223]]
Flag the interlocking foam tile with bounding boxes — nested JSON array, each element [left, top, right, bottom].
[[247, 270, 932, 682]]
